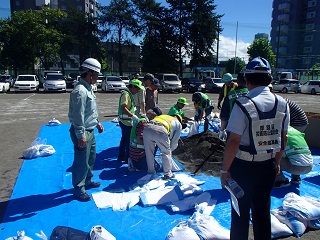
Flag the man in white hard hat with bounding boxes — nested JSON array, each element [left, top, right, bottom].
[[68, 58, 104, 202]]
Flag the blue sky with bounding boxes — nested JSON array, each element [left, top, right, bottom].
[[1, 0, 273, 62]]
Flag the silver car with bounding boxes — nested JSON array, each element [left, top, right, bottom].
[[43, 73, 67, 92], [272, 79, 300, 93], [101, 76, 126, 92]]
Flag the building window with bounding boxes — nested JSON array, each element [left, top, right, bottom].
[[303, 46, 312, 54], [304, 35, 313, 42], [78, 6, 83, 11], [308, 0, 317, 7], [305, 23, 315, 31], [15, 0, 20, 6], [306, 11, 316, 19], [60, 5, 66, 10]]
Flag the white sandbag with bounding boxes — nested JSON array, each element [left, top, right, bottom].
[[47, 118, 61, 126], [283, 192, 320, 220], [90, 225, 116, 240], [187, 212, 230, 240], [307, 218, 320, 229], [6, 230, 33, 240], [270, 213, 293, 239], [166, 223, 200, 240], [271, 207, 307, 238], [188, 121, 200, 137]]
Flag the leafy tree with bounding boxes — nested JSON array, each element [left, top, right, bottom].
[[225, 57, 246, 74], [247, 38, 276, 68], [99, 0, 138, 75], [307, 62, 320, 77]]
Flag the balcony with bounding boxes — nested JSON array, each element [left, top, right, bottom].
[[278, 3, 290, 12], [280, 24, 289, 33], [278, 14, 290, 22]]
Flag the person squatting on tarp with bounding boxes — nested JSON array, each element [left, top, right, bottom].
[[128, 107, 162, 172], [220, 57, 290, 240], [192, 92, 214, 132], [219, 71, 248, 141], [274, 126, 313, 188], [68, 58, 104, 202], [143, 114, 183, 180], [168, 97, 189, 123], [117, 79, 144, 164], [217, 73, 238, 110]]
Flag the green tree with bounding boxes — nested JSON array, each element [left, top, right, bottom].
[[247, 38, 276, 67], [99, 0, 138, 75], [225, 57, 246, 74]]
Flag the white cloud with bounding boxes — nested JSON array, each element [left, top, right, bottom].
[[217, 35, 250, 63]]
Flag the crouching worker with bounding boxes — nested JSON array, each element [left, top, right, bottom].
[[128, 107, 162, 171], [274, 126, 313, 188], [192, 92, 214, 132], [143, 114, 183, 180]]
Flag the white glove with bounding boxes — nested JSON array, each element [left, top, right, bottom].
[[219, 130, 227, 141], [132, 114, 139, 123], [35, 230, 48, 240]]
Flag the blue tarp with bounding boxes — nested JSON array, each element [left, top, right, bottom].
[[1, 122, 320, 239]]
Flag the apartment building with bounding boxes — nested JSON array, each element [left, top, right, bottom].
[[271, 0, 320, 69], [10, 0, 98, 18]]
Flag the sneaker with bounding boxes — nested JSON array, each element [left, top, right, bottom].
[[162, 173, 175, 180], [291, 175, 302, 185], [85, 181, 101, 190], [274, 179, 290, 188], [74, 192, 91, 202], [128, 159, 138, 172]]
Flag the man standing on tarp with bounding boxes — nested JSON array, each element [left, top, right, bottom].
[[68, 58, 104, 202]]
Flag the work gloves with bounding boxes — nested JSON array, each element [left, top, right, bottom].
[[219, 130, 227, 141]]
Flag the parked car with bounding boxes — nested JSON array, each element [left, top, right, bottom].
[[157, 73, 182, 92], [181, 77, 206, 93], [272, 79, 300, 93], [97, 73, 104, 88], [72, 76, 97, 91], [120, 76, 130, 86], [66, 73, 78, 88], [101, 76, 126, 92], [0, 78, 10, 92], [204, 77, 224, 93], [43, 73, 67, 92], [14, 75, 40, 92], [1, 75, 14, 87], [300, 80, 320, 94]]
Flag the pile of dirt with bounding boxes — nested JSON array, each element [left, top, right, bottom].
[[172, 130, 226, 176]]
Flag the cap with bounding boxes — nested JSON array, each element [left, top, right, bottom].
[[130, 79, 143, 89], [222, 73, 233, 83], [192, 92, 202, 103], [144, 73, 154, 81], [146, 107, 162, 116], [81, 58, 101, 73], [245, 57, 271, 74], [177, 97, 189, 105], [152, 78, 161, 87]]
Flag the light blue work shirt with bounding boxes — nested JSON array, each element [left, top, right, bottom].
[[68, 78, 99, 139], [227, 86, 290, 147]]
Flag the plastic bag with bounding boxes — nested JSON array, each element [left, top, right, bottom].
[[90, 225, 116, 240], [47, 118, 61, 126], [22, 138, 55, 159], [187, 121, 200, 138]]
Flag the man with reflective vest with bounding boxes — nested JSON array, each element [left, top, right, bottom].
[[117, 79, 144, 163], [219, 71, 248, 141], [143, 114, 183, 180], [220, 57, 290, 240], [217, 73, 238, 110], [274, 126, 313, 188], [192, 92, 214, 132], [128, 107, 162, 171]]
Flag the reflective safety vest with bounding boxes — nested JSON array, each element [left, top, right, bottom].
[[153, 115, 175, 133], [198, 93, 211, 110], [285, 126, 311, 157], [118, 89, 135, 120], [130, 116, 147, 150], [223, 82, 237, 98], [235, 95, 287, 154], [228, 87, 248, 111]]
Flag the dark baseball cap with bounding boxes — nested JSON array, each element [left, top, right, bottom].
[[152, 78, 161, 87]]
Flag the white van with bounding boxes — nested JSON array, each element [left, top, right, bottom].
[[157, 73, 182, 92]]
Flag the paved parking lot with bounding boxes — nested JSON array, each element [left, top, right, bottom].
[[0, 89, 319, 224]]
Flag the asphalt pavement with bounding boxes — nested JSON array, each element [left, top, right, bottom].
[[0, 89, 319, 239]]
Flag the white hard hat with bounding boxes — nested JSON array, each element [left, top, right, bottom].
[[81, 58, 101, 73], [245, 57, 271, 74]]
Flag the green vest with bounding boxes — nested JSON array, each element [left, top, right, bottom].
[[130, 116, 147, 150], [228, 87, 248, 111], [118, 89, 135, 120], [199, 93, 210, 110], [285, 126, 311, 157]]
